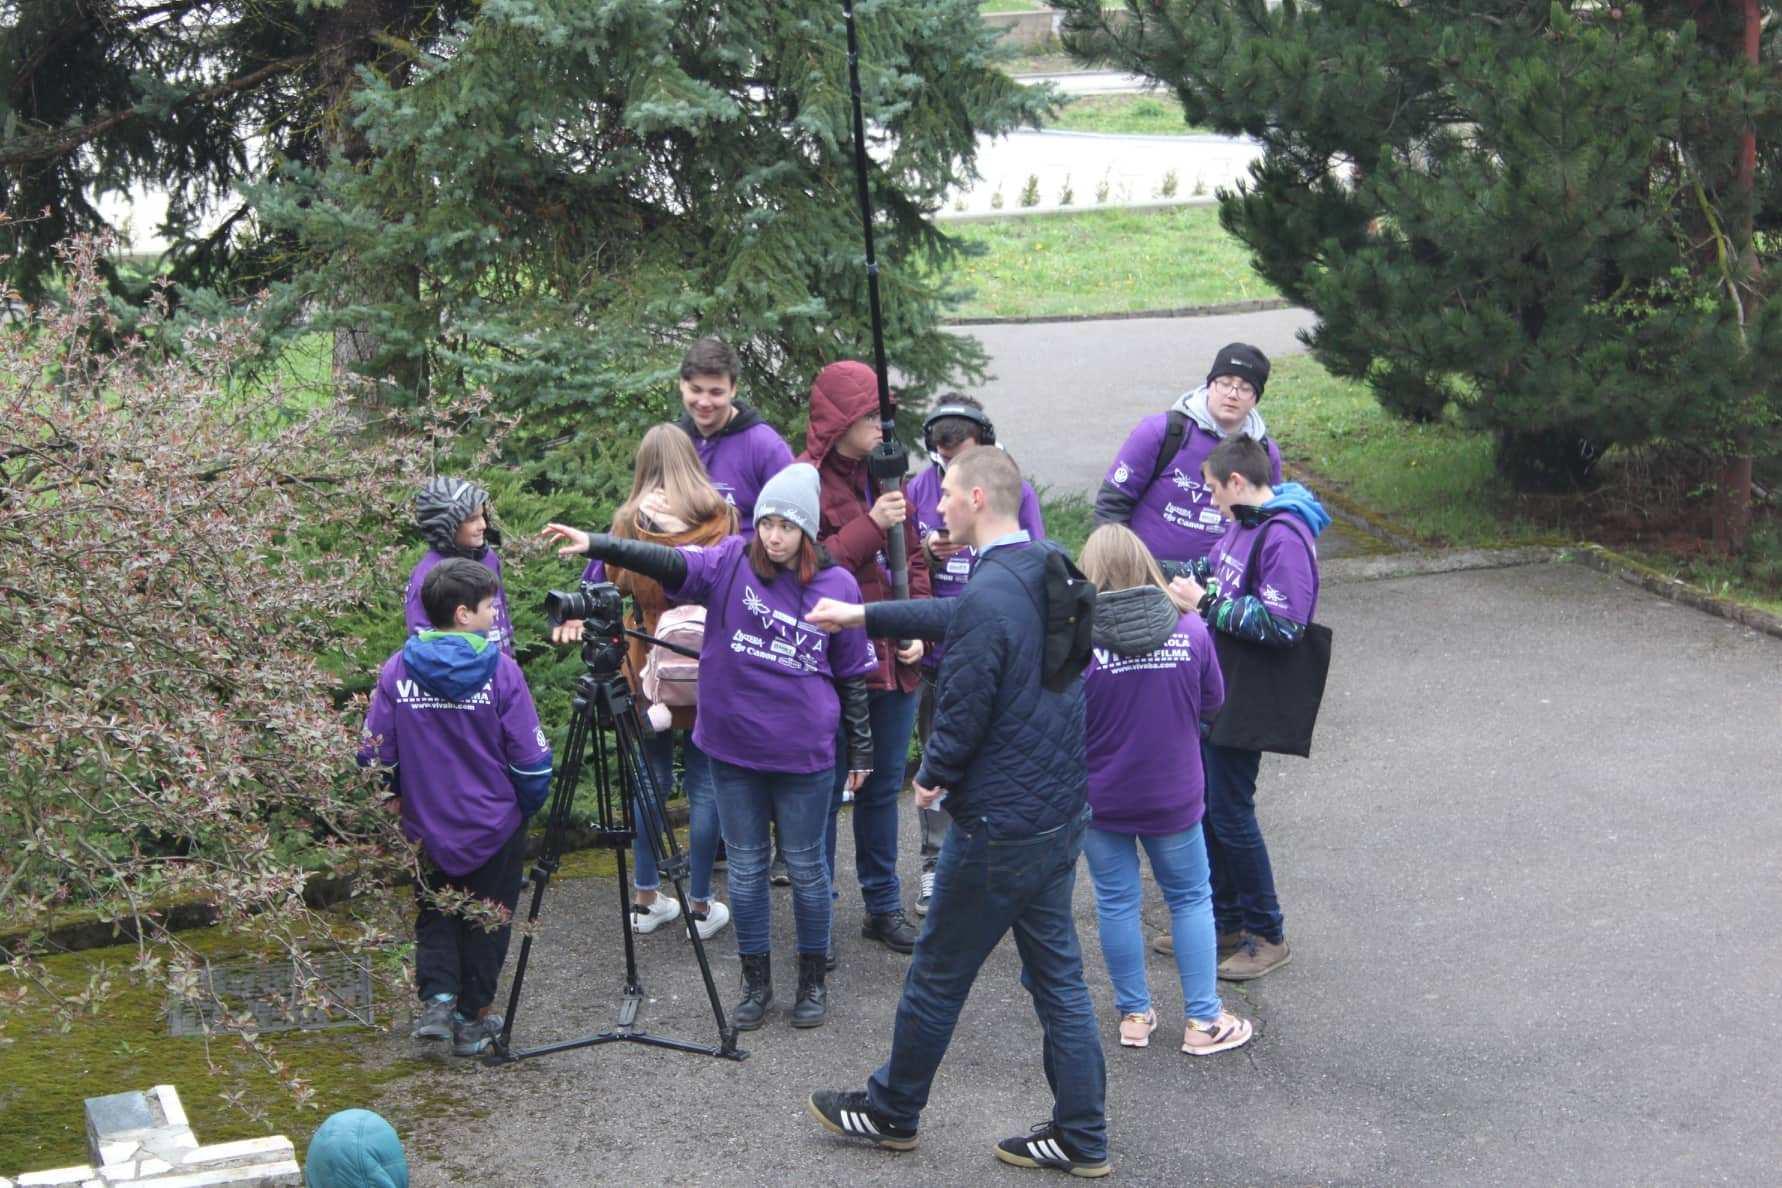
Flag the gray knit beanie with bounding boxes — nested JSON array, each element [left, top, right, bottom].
[[753, 462, 822, 540]]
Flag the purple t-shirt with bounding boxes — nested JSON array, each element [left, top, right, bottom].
[[1207, 515, 1320, 624], [664, 536, 877, 774], [686, 421, 795, 532], [361, 648, 551, 876], [404, 550, 515, 657], [1102, 415, 1283, 565], [1083, 612, 1225, 835]]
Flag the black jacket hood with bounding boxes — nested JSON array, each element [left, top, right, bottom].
[[1091, 585, 1180, 656]]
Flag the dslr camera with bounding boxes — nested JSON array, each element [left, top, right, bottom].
[[544, 580, 625, 637]]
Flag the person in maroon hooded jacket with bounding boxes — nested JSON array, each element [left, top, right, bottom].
[[801, 360, 932, 956]]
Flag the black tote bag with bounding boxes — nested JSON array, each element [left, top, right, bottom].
[[1206, 521, 1333, 758]]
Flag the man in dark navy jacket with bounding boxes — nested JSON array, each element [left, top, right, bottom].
[[801, 448, 1110, 1179]]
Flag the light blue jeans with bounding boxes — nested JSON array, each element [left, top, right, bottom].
[[1081, 823, 1223, 1022], [632, 730, 718, 904]]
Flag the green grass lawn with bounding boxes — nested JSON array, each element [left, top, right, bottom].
[[1046, 92, 1204, 136], [941, 205, 1273, 319], [1264, 355, 1558, 550]]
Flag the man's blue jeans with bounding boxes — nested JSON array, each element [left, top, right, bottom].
[[1202, 741, 1284, 943], [866, 810, 1108, 1160], [827, 686, 920, 916], [632, 730, 718, 904], [708, 759, 831, 956], [1082, 823, 1223, 1021]]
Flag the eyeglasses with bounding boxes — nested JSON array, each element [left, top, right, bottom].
[[1210, 377, 1256, 398]]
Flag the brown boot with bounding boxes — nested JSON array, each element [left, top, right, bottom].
[[1152, 929, 1247, 959], [1217, 935, 1291, 981]]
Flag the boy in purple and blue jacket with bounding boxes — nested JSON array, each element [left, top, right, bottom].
[[362, 558, 553, 1057], [1173, 434, 1330, 983]]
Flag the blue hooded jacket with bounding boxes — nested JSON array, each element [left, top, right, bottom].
[[305, 1109, 407, 1188], [400, 631, 501, 701], [1261, 481, 1332, 537]]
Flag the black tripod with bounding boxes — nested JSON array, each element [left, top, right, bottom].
[[490, 612, 744, 1064]]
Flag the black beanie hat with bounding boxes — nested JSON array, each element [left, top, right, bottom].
[[1206, 342, 1270, 399]]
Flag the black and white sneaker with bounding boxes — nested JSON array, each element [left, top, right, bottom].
[[806, 1090, 918, 1151], [994, 1122, 1110, 1178], [914, 867, 936, 917]]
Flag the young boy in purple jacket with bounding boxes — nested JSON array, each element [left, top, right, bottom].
[[405, 476, 514, 657], [1172, 435, 1330, 982], [362, 558, 553, 1056]]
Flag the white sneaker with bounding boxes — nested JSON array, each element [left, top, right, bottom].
[[692, 900, 731, 941], [631, 893, 682, 934]]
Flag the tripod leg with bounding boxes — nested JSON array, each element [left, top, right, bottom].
[[610, 699, 739, 1054], [495, 681, 595, 1056]]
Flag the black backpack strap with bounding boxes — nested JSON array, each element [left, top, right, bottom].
[[1148, 410, 1191, 489]]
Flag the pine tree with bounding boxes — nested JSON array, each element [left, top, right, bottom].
[[0, 2, 469, 301], [239, 0, 1044, 442], [1061, 0, 1781, 543]]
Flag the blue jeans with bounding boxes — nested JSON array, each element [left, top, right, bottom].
[[827, 687, 919, 916], [866, 810, 1107, 1161], [632, 730, 718, 904], [1082, 824, 1222, 1021], [708, 759, 832, 956], [1202, 742, 1283, 943]]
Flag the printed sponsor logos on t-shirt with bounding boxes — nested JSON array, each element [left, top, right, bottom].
[[1090, 632, 1199, 675], [1261, 583, 1289, 608], [394, 677, 492, 713], [1113, 462, 1131, 485]]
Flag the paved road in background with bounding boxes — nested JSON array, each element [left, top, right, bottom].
[[957, 308, 1319, 498], [398, 560, 1782, 1185]]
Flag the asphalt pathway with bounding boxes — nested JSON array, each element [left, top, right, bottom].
[[390, 558, 1782, 1185], [957, 308, 1320, 498]]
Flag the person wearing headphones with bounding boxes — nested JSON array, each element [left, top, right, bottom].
[[904, 395, 1045, 916]]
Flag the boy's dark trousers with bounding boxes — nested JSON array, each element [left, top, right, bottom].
[[415, 823, 528, 1016], [1201, 741, 1283, 943]]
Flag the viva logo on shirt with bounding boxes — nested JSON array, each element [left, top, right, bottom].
[[394, 678, 492, 712], [1091, 631, 1199, 675], [734, 585, 828, 673]]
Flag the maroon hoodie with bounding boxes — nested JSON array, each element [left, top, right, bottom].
[[799, 360, 931, 694]]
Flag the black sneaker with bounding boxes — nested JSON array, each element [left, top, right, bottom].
[[994, 1122, 1110, 1178], [806, 1090, 918, 1151], [861, 909, 918, 954], [770, 855, 791, 886], [913, 866, 936, 917], [410, 993, 456, 1041]]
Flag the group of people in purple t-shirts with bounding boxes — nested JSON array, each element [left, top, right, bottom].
[[358, 335, 1331, 1170]]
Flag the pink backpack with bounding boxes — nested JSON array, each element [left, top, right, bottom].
[[641, 605, 705, 708]]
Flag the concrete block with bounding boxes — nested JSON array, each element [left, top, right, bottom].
[[124, 1163, 300, 1187], [94, 1144, 139, 1169], [176, 1139, 293, 1169], [16, 1168, 97, 1187], [149, 1088, 187, 1131]]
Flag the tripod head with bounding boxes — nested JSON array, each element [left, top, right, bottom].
[[544, 579, 700, 682]]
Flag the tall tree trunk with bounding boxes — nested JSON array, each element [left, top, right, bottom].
[[315, 0, 429, 411], [1712, 0, 1760, 552]]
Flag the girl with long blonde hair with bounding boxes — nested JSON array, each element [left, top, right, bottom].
[[551, 423, 737, 942], [1076, 524, 1253, 1057]]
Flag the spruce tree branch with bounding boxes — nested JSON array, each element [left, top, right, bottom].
[[0, 53, 312, 168]]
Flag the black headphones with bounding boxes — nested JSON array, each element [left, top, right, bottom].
[[922, 402, 996, 456]]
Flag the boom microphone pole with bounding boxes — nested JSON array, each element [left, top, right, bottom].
[[842, 0, 911, 601]]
